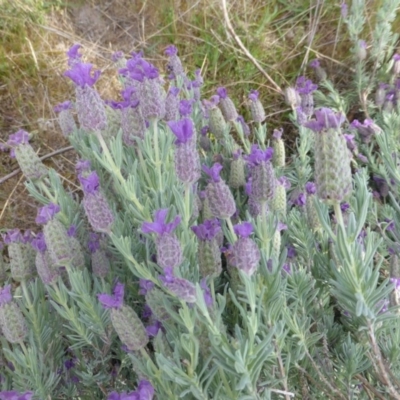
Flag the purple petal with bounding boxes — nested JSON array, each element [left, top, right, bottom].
[[203, 163, 223, 182], [216, 87, 228, 99], [0, 285, 12, 306]]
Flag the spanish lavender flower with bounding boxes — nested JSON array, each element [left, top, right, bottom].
[[351, 119, 381, 144], [190, 69, 203, 101], [0, 285, 28, 344], [343, 134, 356, 152], [64, 61, 107, 131], [199, 125, 211, 151], [6, 130, 47, 180], [88, 233, 110, 278], [295, 76, 318, 118], [231, 222, 260, 276], [179, 99, 194, 117], [160, 267, 196, 303], [66, 225, 85, 270], [4, 229, 35, 282], [145, 286, 170, 322], [54, 101, 77, 137], [217, 87, 238, 122], [284, 87, 301, 109], [236, 115, 250, 136], [36, 203, 73, 266], [0, 391, 33, 400], [248, 90, 266, 122], [125, 57, 165, 120], [142, 209, 182, 269], [168, 118, 201, 184], [203, 163, 236, 219], [137, 380, 154, 400], [165, 45, 185, 79], [32, 232, 60, 285], [164, 87, 180, 121], [67, 44, 82, 67], [272, 128, 285, 167], [245, 178, 269, 217], [99, 283, 149, 351], [229, 149, 246, 189], [245, 145, 276, 202], [307, 108, 352, 203], [78, 171, 115, 233], [203, 96, 227, 139], [192, 219, 222, 278]]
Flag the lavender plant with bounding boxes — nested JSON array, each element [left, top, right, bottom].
[[3, 3, 400, 398]]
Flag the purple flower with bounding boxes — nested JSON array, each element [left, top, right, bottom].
[[98, 282, 124, 309], [236, 115, 250, 136], [146, 320, 163, 337], [191, 219, 221, 241], [31, 232, 47, 253], [278, 176, 291, 189], [0, 285, 12, 306], [64, 358, 76, 370], [248, 90, 259, 102], [216, 87, 228, 99], [201, 279, 213, 307], [295, 76, 318, 95], [305, 182, 316, 195], [344, 134, 356, 152], [124, 58, 159, 82], [167, 118, 195, 145], [179, 99, 194, 117], [137, 380, 154, 400], [35, 203, 61, 224], [203, 163, 223, 183], [304, 107, 345, 132], [287, 245, 296, 258], [67, 44, 82, 64], [233, 222, 253, 238], [165, 45, 178, 56], [309, 59, 320, 69], [67, 225, 77, 238], [142, 209, 181, 235], [139, 279, 154, 295], [7, 130, 30, 146], [88, 233, 101, 253], [0, 391, 33, 400], [112, 51, 124, 62], [79, 171, 100, 194], [357, 153, 368, 163], [340, 202, 350, 212], [3, 229, 22, 244], [245, 145, 274, 166], [54, 101, 73, 113], [64, 62, 101, 88], [294, 193, 306, 206], [159, 267, 196, 303], [75, 159, 91, 174], [202, 95, 220, 109]]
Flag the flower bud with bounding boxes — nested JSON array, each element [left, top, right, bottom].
[[217, 87, 238, 122], [204, 97, 228, 139], [164, 87, 180, 121], [54, 101, 76, 137], [248, 90, 266, 123], [284, 87, 301, 109], [305, 182, 322, 232], [75, 85, 107, 131], [272, 129, 285, 167], [111, 305, 149, 351], [229, 150, 246, 189], [160, 267, 196, 303], [355, 40, 367, 61], [203, 164, 236, 219], [270, 178, 288, 218]]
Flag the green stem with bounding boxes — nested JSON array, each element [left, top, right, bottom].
[[225, 218, 237, 242], [95, 131, 144, 213], [219, 367, 237, 399], [333, 201, 345, 235], [151, 118, 163, 193], [137, 148, 152, 188], [184, 183, 192, 226]]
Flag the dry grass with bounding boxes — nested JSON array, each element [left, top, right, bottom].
[[0, 0, 356, 232]]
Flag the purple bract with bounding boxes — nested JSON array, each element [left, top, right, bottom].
[[203, 163, 223, 183], [35, 203, 61, 225], [168, 118, 195, 145], [233, 222, 253, 238], [64, 62, 101, 88], [142, 209, 181, 236], [191, 219, 221, 241], [98, 282, 124, 309]]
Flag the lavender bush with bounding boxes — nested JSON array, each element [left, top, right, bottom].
[[2, 1, 400, 398]]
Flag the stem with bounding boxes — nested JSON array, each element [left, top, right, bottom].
[[184, 183, 192, 226], [275, 340, 291, 400], [219, 367, 237, 399], [95, 131, 144, 213], [333, 201, 345, 233], [151, 118, 163, 193], [137, 148, 152, 188], [225, 218, 237, 241]]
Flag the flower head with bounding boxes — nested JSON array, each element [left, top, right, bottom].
[[179, 99, 194, 117], [35, 203, 61, 224], [168, 118, 195, 145], [272, 128, 283, 139], [31, 232, 47, 253], [233, 222, 253, 238], [64, 62, 101, 88], [216, 87, 228, 99], [295, 76, 318, 95], [98, 282, 125, 309], [78, 171, 100, 194], [76, 159, 91, 174], [7, 130, 30, 146], [304, 107, 345, 132], [165, 45, 178, 56], [191, 219, 221, 241], [245, 145, 274, 166], [203, 163, 223, 183], [305, 182, 316, 195], [141, 209, 181, 235], [67, 44, 82, 65], [309, 59, 321, 69], [248, 90, 259, 102]]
